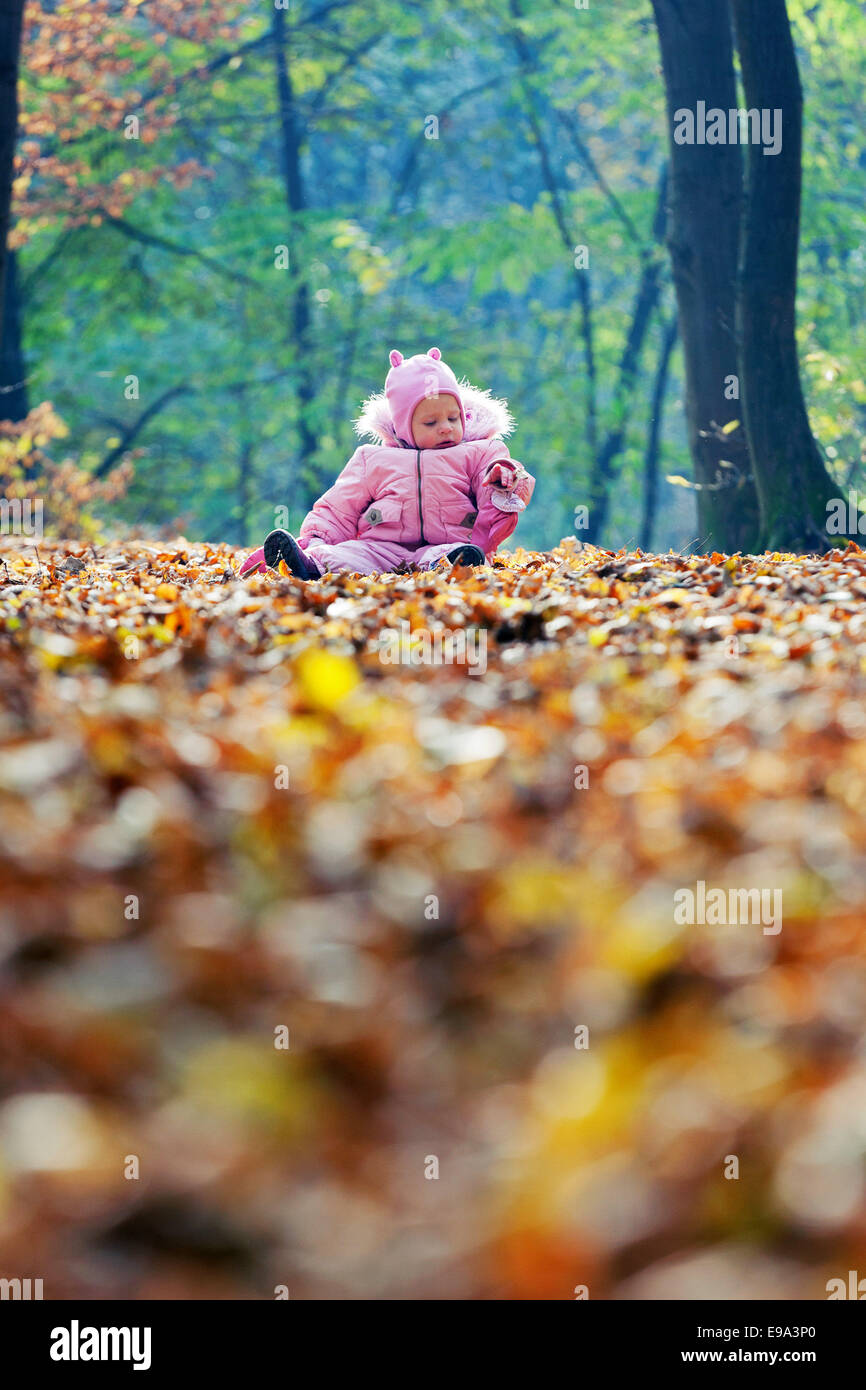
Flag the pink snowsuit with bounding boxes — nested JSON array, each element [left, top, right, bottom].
[[239, 348, 535, 578]]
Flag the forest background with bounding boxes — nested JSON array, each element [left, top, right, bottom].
[[3, 0, 865, 556]]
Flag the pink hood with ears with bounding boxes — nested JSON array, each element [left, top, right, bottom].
[[355, 363, 516, 448], [382, 346, 466, 448]]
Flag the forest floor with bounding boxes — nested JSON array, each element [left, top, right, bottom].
[[1, 534, 865, 1299]]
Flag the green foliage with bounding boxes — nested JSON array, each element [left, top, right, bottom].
[[13, 0, 866, 553]]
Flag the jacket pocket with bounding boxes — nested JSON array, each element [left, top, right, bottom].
[[358, 497, 404, 534], [436, 499, 478, 533]]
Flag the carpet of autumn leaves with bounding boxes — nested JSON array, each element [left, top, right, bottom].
[[2, 533, 866, 1300]]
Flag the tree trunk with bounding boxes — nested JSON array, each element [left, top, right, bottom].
[[0, 0, 23, 414], [0, 1, 24, 365], [640, 314, 678, 552], [0, 246, 28, 420], [272, 7, 317, 497], [586, 163, 669, 543], [508, 1, 599, 527], [651, 0, 760, 553], [729, 0, 836, 550]]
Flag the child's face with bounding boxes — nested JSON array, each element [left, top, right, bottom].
[[411, 393, 463, 450]]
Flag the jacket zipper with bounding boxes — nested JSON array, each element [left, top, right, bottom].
[[416, 449, 426, 543]]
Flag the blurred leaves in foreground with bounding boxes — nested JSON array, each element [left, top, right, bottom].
[[1, 535, 866, 1298]]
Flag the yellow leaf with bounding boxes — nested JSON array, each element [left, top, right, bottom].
[[295, 649, 360, 711], [650, 587, 694, 606], [180, 1039, 313, 1134], [165, 605, 192, 637], [721, 419, 741, 434]]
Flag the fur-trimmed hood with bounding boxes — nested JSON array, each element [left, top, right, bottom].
[[354, 380, 515, 447]]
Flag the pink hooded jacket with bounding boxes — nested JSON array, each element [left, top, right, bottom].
[[297, 349, 535, 558]]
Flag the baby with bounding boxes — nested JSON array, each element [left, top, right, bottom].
[[239, 347, 535, 579]]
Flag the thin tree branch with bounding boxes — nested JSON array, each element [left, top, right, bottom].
[[18, 227, 80, 297], [90, 367, 299, 478], [92, 384, 193, 479], [554, 106, 646, 250], [308, 30, 388, 115], [299, 0, 360, 29], [96, 210, 258, 285], [134, 29, 276, 115]]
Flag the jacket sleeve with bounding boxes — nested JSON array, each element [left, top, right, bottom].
[[298, 447, 371, 547], [467, 440, 535, 555]]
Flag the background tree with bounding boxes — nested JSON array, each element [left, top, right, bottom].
[[651, 0, 760, 553], [652, 0, 853, 552], [731, 0, 839, 549], [0, 0, 25, 330]]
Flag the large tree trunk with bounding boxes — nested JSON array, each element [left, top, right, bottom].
[[0, 1, 24, 365], [651, 0, 760, 553], [729, 0, 836, 550], [0, 247, 28, 420]]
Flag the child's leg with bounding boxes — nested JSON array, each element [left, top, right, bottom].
[[416, 542, 487, 570], [304, 538, 418, 576], [238, 545, 267, 577], [264, 530, 319, 579]]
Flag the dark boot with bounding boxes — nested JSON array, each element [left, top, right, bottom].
[[263, 530, 320, 580], [446, 544, 486, 566]]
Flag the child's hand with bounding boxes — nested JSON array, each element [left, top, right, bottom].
[[485, 461, 517, 489]]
